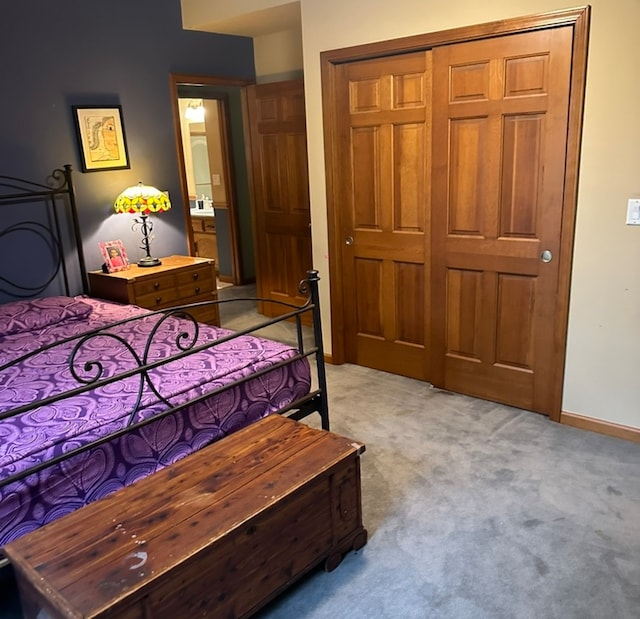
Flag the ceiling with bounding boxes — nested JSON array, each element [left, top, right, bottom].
[[188, 2, 301, 38]]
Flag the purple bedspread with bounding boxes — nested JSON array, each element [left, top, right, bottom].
[[0, 296, 311, 547]]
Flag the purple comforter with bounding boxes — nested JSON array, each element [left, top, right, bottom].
[[0, 296, 311, 547]]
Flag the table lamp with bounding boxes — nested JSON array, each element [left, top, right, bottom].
[[114, 182, 171, 267]]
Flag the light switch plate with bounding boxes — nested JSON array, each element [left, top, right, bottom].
[[627, 198, 640, 225]]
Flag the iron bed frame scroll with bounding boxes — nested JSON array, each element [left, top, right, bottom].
[[0, 165, 330, 491], [0, 164, 88, 298]]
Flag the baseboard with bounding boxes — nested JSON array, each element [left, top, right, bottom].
[[560, 411, 640, 444]]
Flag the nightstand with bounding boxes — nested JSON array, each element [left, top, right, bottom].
[[88, 255, 220, 326]]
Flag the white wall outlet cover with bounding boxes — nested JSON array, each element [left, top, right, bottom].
[[626, 198, 640, 225]]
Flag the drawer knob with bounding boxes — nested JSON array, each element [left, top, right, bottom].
[[155, 296, 162, 304], [154, 282, 160, 290], [195, 286, 201, 294], [193, 273, 199, 280]]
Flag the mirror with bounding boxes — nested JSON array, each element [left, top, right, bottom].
[[179, 98, 229, 212], [191, 135, 213, 201]]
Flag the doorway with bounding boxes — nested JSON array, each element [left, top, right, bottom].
[[170, 74, 255, 286], [171, 75, 314, 316], [321, 7, 590, 420]]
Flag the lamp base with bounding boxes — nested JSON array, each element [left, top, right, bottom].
[[137, 256, 162, 268]]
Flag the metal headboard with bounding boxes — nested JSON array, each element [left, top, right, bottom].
[[0, 164, 88, 299]]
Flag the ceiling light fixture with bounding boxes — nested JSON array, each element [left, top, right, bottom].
[[184, 99, 205, 123]]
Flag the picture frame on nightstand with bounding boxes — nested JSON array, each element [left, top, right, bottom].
[[99, 240, 130, 273]]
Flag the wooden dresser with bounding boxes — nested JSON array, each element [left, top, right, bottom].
[[4, 416, 367, 619], [88, 255, 219, 326]]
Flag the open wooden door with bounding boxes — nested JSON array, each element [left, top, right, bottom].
[[246, 79, 312, 316]]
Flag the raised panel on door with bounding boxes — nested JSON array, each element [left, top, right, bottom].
[[338, 52, 431, 380], [264, 232, 311, 306], [431, 26, 573, 414], [495, 274, 534, 369], [247, 80, 312, 320], [395, 261, 425, 346], [445, 268, 482, 360], [354, 258, 383, 339]]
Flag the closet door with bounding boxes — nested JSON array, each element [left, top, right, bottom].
[[430, 27, 573, 414], [335, 52, 432, 380]]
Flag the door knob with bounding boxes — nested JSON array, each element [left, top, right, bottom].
[[345, 236, 354, 246], [540, 249, 553, 263]]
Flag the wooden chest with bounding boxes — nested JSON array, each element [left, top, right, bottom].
[[4, 416, 367, 618]]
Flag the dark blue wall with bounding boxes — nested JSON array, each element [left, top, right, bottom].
[[0, 0, 254, 280]]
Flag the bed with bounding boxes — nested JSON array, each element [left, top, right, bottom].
[[0, 165, 329, 552]]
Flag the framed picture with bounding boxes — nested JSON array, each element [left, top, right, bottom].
[[72, 105, 130, 172], [99, 240, 130, 273]]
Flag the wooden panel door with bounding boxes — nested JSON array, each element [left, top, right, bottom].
[[335, 53, 431, 380], [247, 80, 312, 316], [430, 27, 573, 414]]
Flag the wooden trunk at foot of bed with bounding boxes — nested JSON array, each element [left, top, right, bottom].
[[4, 416, 367, 619]]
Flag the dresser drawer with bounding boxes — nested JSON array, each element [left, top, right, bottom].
[[132, 273, 176, 297], [135, 288, 180, 309], [191, 217, 206, 233], [191, 216, 216, 234], [176, 264, 213, 288]]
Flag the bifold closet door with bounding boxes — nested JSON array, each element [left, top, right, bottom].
[[335, 52, 432, 380], [430, 26, 573, 414]]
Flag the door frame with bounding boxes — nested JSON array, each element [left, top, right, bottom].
[[320, 6, 590, 421], [169, 73, 254, 285]]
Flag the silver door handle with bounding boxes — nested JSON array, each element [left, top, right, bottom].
[[540, 250, 553, 263], [345, 236, 354, 246]]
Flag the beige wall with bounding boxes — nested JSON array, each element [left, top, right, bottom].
[[299, 0, 640, 429], [181, 0, 304, 81], [181, 0, 298, 31], [254, 29, 303, 82]]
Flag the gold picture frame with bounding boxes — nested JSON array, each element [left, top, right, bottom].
[[72, 105, 130, 172]]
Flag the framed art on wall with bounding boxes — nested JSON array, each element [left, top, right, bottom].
[[72, 105, 130, 172], [99, 240, 130, 273]]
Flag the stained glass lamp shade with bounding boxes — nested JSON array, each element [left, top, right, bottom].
[[114, 182, 171, 267]]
